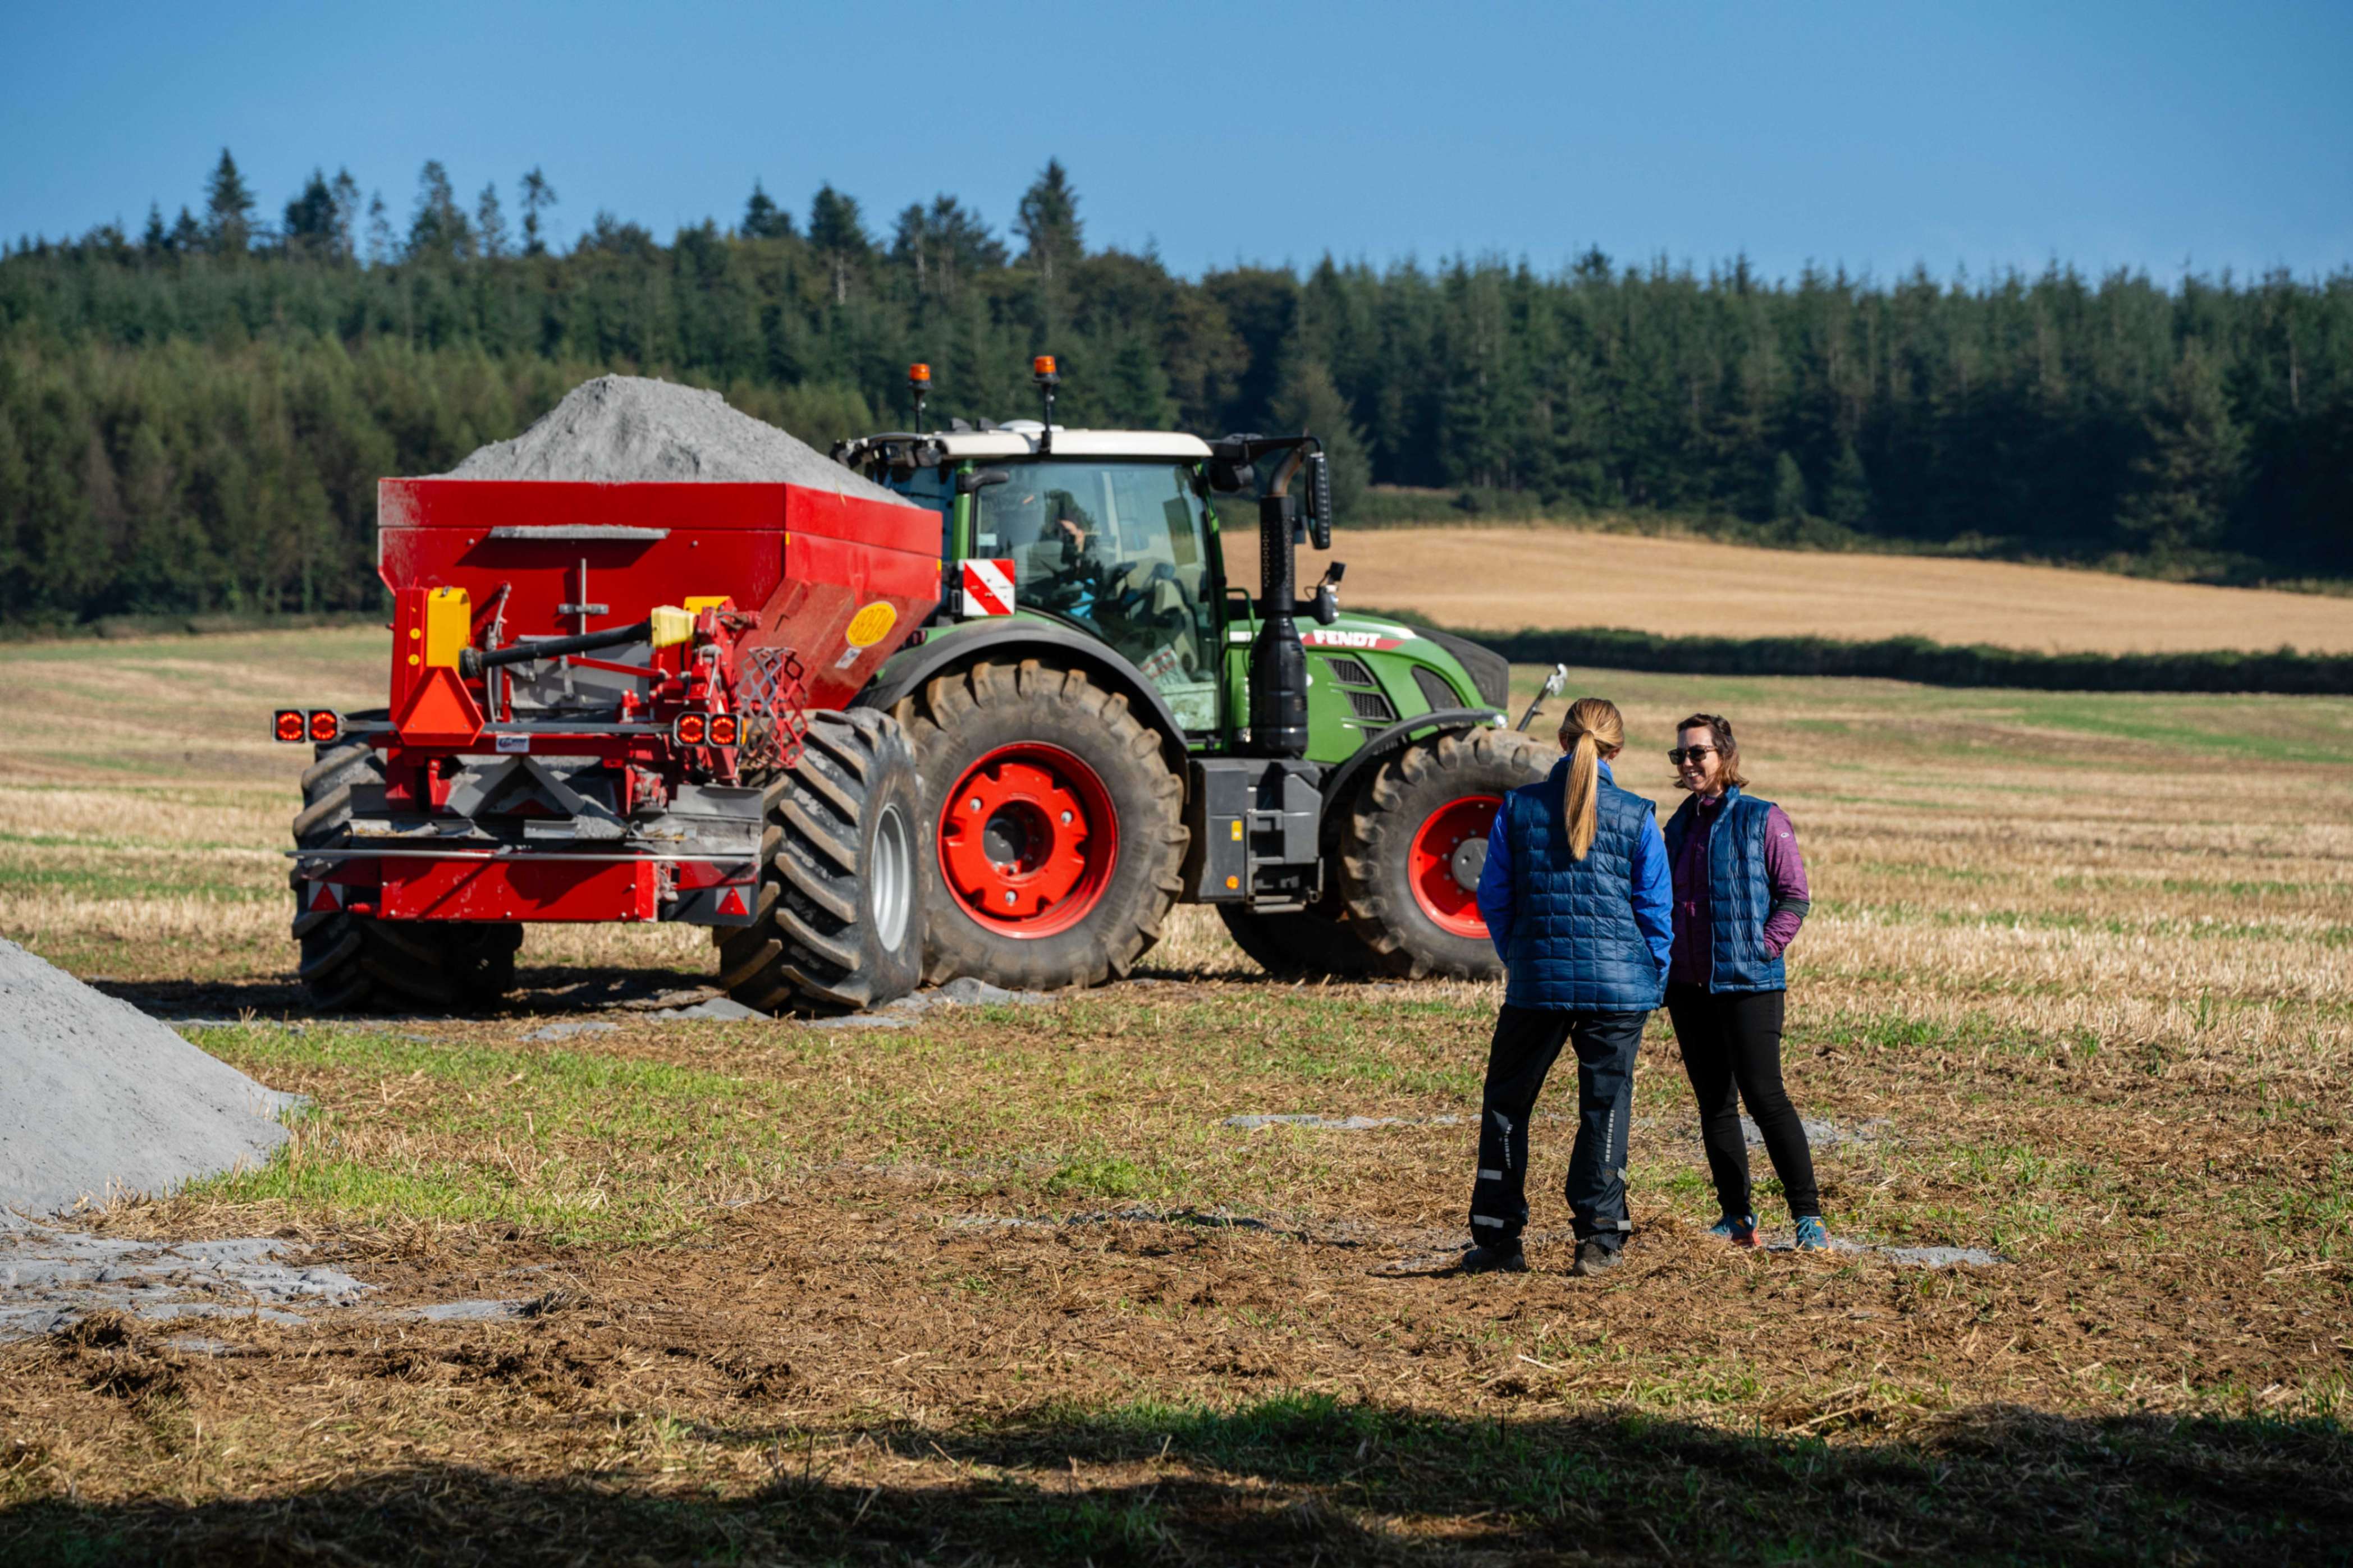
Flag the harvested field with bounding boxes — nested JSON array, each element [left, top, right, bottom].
[[2, 629, 2350, 1563], [1230, 521, 2353, 654]]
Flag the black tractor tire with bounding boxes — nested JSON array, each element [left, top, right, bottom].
[[890, 658, 1187, 991], [716, 707, 926, 1015], [290, 742, 521, 1012], [1216, 901, 1382, 980], [1338, 727, 1551, 980]]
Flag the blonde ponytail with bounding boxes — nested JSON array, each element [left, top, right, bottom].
[[1557, 697, 1627, 861]]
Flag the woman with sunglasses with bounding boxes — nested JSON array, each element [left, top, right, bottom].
[[1662, 714, 1828, 1251]]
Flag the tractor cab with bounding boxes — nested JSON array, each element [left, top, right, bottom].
[[841, 423, 1226, 734]]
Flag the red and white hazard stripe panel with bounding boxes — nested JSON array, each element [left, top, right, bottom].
[[959, 557, 1016, 617]]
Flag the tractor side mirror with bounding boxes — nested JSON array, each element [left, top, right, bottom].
[[1303, 451, 1333, 551], [956, 467, 1011, 496], [1207, 436, 1258, 494]]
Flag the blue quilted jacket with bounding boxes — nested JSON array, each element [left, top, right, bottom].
[[1478, 758, 1671, 1012], [1661, 786, 1787, 993]]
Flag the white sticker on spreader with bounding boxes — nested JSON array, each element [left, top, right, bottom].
[[495, 733, 529, 754]]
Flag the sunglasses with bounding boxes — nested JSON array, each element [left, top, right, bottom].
[[1668, 746, 1716, 765]]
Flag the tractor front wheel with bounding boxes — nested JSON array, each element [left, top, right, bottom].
[[717, 707, 926, 1015], [290, 741, 520, 1012], [1337, 727, 1550, 980], [892, 659, 1186, 991]]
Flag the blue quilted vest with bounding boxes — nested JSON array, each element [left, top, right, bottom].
[[1661, 786, 1786, 994], [1500, 760, 1664, 1012]]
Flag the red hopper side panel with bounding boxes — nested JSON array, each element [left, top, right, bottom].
[[374, 480, 937, 705]]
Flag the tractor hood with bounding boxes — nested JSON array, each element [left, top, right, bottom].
[[1298, 616, 1512, 712]]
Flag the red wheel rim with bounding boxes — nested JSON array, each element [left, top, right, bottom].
[[1408, 795, 1501, 939], [939, 742, 1119, 937]]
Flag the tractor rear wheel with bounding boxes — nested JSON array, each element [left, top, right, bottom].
[[717, 708, 926, 1015], [891, 658, 1186, 991], [290, 742, 521, 1012], [1337, 727, 1551, 980], [1216, 900, 1382, 980]]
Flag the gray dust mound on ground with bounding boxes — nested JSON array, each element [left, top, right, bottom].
[[442, 374, 913, 503], [1, 940, 297, 1218]]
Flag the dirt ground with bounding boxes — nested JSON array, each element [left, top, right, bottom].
[[1, 630, 2349, 1564], [1229, 521, 2353, 654]]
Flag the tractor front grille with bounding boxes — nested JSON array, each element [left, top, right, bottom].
[[1346, 686, 1397, 723], [1322, 654, 1377, 687]]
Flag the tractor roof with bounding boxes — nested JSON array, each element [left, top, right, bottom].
[[838, 423, 1213, 467]]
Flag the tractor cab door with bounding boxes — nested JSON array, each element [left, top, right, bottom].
[[972, 460, 1224, 737]]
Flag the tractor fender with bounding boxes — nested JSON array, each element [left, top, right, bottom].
[[854, 621, 1192, 772], [1316, 707, 1508, 845]]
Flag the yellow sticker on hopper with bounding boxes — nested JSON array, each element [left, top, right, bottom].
[[844, 602, 898, 648]]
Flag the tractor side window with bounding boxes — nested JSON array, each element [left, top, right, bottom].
[[977, 462, 1220, 732]]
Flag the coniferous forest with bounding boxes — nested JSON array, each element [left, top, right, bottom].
[[2, 152, 2349, 627]]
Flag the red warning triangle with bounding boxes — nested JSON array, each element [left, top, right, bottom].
[[309, 882, 341, 913], [717, 887, 748, 918], [395, 666, 484, 748]]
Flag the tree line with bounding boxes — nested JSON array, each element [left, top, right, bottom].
[[2, 150, 2348, 627]]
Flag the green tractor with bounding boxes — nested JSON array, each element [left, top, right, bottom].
[[828, 357, 1551, 991]]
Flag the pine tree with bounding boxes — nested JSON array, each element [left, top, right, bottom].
[[519, 167, 558, 255], [807, 183, 869, 304], [476, 183, 510, 259], [890, 195, 1002, 299], [364, 194, 393, 266], [329, 171, 360, 261], [1014, 159, 1082, 283], [406, 161, 473, 262], [203, 149, 254, 254], [741, 180, 790, 240], [2116, 342, 2245, 554], [1102, 335, 1176, 429], [1770, 450, 1809, 521], [1271, 350, 1371, 518], [168, 207, 204, 253], [1823, 438, 1872, 527], [140, 204, 167, 255], [283, 169, 338, 257]]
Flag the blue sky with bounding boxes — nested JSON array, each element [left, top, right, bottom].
[[4, 0, 2347, 282]]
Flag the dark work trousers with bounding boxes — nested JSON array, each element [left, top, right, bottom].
[[1468, 1005, 1648, 1253], [1664, 985, 1820, 1220]]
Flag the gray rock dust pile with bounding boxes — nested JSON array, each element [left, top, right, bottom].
[[1, 939, 297, 1219], [442, 374, 914, 503]]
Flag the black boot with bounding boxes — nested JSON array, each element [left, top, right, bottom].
[[1569, 1240, 1620, 1277], [1458, 1241, 1528, 1274]]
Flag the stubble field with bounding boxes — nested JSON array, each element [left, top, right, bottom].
[[1230, 521, 2353, 654], [1, 627, 2350, 1564]]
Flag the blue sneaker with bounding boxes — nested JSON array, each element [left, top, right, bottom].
[[1708, 1213, 1759, 1249], [1793, 1216, 1830, 1250]]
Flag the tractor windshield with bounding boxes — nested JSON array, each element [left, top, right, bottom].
[[976, 461, 1220, 731]]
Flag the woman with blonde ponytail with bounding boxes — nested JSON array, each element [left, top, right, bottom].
[[1462, 697, 1672, 1277]]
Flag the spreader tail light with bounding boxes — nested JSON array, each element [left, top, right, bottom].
[[674, 712, 708, 746], [308, 710, 341, 743], [708, 713, 739, 747], [273, 709, 306, 743]]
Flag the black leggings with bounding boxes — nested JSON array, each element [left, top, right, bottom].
[[1665, 985, 1820, 1221]]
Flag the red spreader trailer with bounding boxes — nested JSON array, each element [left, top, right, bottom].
[[278, 479, 936, 1015]]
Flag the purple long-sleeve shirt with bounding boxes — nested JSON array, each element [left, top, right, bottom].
[[1667, 795, 1809, 988]]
